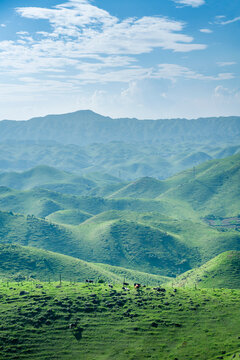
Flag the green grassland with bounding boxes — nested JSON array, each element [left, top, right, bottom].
[[0, 282, 240, 359], [0, 244, 170, 285], [168, 251, 240, 289]]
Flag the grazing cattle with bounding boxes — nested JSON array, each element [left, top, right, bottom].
[[153, 287, 166, 292], [19, 291, 29, 296], [86, 279, 94, 284], [108, 284, 113, 288], [134, 283, 141, 289], [122, 287, 129, 291], [123, 282, 129, 286]]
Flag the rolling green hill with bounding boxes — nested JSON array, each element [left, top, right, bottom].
[[0, 154, 239, 277], [0, 165, 124, 196], [108, 177, 167, 199], [0, 244, 170, 285], [47, 209, 93, 226], [168, 251, 240, 289], [0, 210, 191, 276], [160, 152, 240, 217], [0, 207, 239, 278]]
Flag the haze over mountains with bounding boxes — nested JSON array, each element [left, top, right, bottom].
[[1, 110, 240, 145], [0, 110, 240, 180]]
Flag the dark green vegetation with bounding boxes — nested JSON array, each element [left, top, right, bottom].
[[168, 251, 240, 289], [0, 282, 240, 360]]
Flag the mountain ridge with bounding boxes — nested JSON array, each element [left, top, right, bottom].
[[0, 110, 239, 146]]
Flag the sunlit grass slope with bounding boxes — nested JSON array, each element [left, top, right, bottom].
[[0, 283, 240, 359], [160, 152, 240, 217], [168, 251, 240, 289]]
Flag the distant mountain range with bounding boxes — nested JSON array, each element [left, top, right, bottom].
[[0, 111, 239, 179], [1, 110, 240, 145]]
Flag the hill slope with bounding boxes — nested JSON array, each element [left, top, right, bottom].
[[0, 244, 170, 285], [160, 152, 240, 217], [169, 251, 240, 289]]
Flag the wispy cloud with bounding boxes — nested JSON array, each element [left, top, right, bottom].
[[173, 0, 205, 8], [214, 85, 240, 99], [154, 64, 234, 82], [215, 16, 240, 25], [200, 29, 212, 33], [217, 61, 236, 67]]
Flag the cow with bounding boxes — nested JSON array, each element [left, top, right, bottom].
[[134, 283, 141, 289]]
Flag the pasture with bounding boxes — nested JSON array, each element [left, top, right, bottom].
[[0, 281, 240, 359]]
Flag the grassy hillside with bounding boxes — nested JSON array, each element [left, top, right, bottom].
[[0, 208, 239, 277], [0, 154, 239, 277], [0, 282, 240, 359], [0, 244, 170, 285], [105, 153, 240, 219], [108, 177, 167, 199], [160, 152, 240, 217], [0, 210, 191, 276], [168, 251, 240, 289], [70, 215, 194, 276], [0, 186, 194, 219], [0, 165, 124, 196], [46, 209, 93, 226]]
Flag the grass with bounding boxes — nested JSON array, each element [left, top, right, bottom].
[[0, 243, 170, 285], [0, 282, 240, 359], [167, 251, 240, 289], [0, 208, 239, 277]]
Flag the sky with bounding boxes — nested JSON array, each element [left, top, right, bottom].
[[0, 0, 239, 120]]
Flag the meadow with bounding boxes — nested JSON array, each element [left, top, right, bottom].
[[0, 281, 240, 360]]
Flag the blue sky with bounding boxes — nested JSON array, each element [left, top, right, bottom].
[[0, 0, 239, 120]]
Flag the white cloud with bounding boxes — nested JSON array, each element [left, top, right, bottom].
[[215, 16, 240, 25], [200, 29, 213, 33], [121, 81, 139, 99], [154, 64, 234, 82], [214, 85, 240, 99], [15, 3, 206, 54], [173, 0, 205, 8], [0, 24, 6, 28], [0, 0, 207, 87], [217, 61, 236, 67]]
